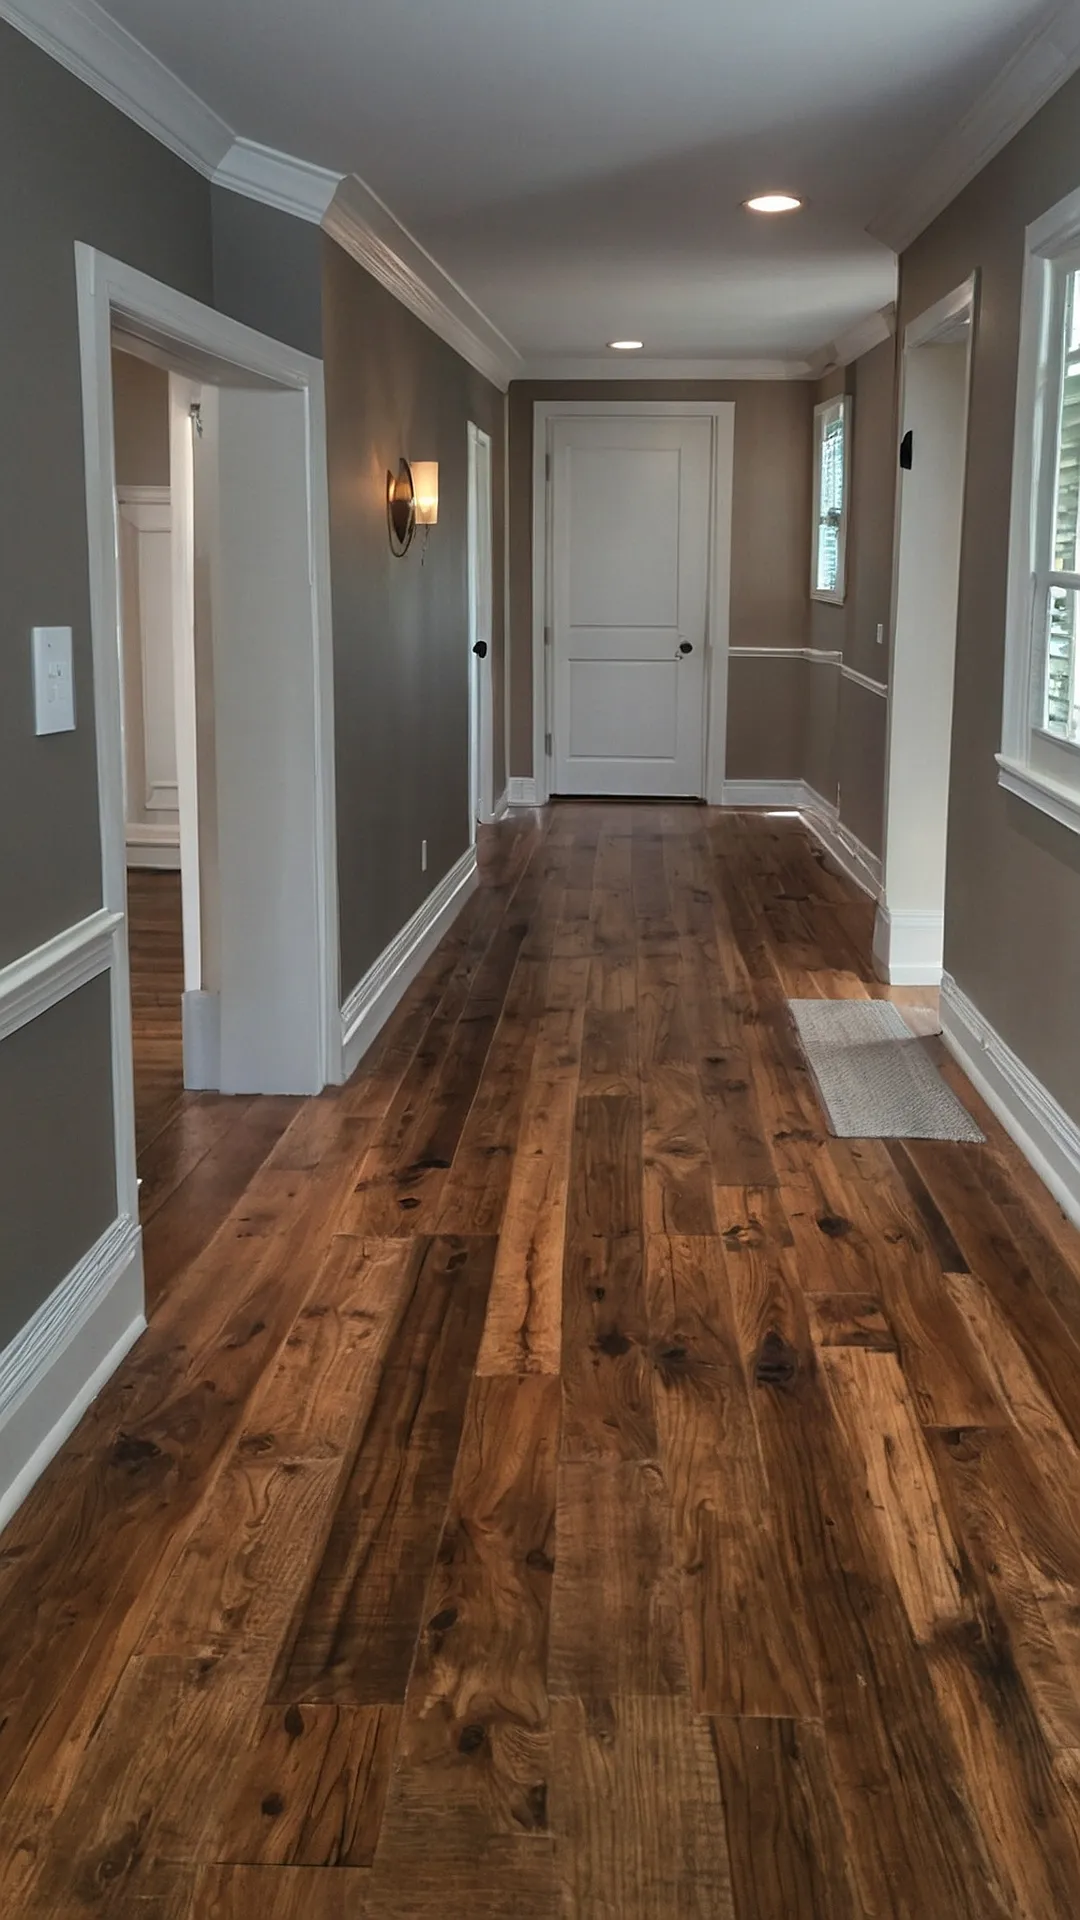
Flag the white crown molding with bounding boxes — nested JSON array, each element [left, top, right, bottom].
[[808, 304, 897, 378], [870, 1, 1080, 253], [0, 0, 232, 175], [213, 138, 343, 224], [324, 176, 523, 392], [521, 355, 814, 383]]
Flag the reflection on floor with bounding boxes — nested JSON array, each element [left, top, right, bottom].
[[127, 866, 299, 1314], [4, 807, 1080, 1917]]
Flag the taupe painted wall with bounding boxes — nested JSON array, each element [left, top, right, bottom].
[[322, 237, 506, 995], [508, 379, 813, 779], [211, 185, 324, 359], [899, 62, 1080, 1124], [0, 23, 213, 1353], [111, 351, 171, 488]]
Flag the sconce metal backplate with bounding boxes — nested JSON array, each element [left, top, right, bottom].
[[387, 458, 416, 556]]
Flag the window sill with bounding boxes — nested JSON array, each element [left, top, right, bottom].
[[810, 589, 846, 607], [997, 752, 1080, 834]]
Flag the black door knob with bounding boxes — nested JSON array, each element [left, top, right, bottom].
[[472, 640, 488, 658], [678, 641, 693, 655]]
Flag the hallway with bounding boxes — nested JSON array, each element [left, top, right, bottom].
[[4, 805, 1080, 1915]]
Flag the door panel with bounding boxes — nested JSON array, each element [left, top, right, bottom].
[[551, 416, 712, 797]]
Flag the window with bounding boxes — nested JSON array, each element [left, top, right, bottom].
[[1000, 185, 1080, 832], [811, 396, 850, 603]]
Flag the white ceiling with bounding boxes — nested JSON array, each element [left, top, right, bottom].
[[58, 0, 1074, 364]]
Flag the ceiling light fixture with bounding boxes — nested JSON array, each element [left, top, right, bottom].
[[608, 339, 644, 351], [744, 193, 803, 214]]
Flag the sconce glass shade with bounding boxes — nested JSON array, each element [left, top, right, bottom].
[[387, 458, 416, 555], [412, 460, 439, 526]]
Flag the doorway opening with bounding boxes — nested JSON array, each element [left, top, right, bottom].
[[467, 421, 494, 838], [874, 278, 976, 986], [77, 246, 340, 1253]]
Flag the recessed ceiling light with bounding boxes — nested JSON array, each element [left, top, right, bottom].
[[608, 339, 644, 351], [744, 193, 803, 214]]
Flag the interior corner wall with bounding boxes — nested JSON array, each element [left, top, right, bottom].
[[508, 378, 814, 786], [0, 20, 213, 1364], [898, 60, 1080, 1127], [320, 236, 507, 999]]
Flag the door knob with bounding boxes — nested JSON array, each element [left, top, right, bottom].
[[472, 640, 488, 658], [678, 641, 693, 655]]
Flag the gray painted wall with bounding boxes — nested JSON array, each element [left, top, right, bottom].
[[322, 234, 506, 996], [211, 185, 324, 359], [0, 23, 213, 1356], [900, 63, 1080, 1127]]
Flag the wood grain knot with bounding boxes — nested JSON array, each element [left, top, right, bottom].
[[525, 1547, 555, 1574], [111, 1433, 162, 1466], [458, 1724, 486, 1754], [596, 1328, 632, 1358], [754, 1331, 800, 1390], [429, 1607, 459, 1633], [816, 1215, 851, 1239]]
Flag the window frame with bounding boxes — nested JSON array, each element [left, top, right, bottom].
[[999, 183, 1080, 834], [810, 394, 851, 606]]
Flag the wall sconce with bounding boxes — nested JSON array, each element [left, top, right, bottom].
[[411, 461, 439, 527], [387, 459, 416, 556]]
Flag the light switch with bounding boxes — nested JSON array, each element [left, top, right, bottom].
[[32, 626, 75, 734]]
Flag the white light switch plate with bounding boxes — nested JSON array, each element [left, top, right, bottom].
[[32, 626, 75, 734]]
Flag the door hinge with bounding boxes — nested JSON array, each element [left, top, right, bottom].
[[545, 731, 553, 757]]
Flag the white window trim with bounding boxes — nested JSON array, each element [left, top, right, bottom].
[[810, 395, 851, 605], [999, 181, 1080, 833]]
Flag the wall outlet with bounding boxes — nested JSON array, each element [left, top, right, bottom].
[[875, 622, 885, 646], [421, 839, 428, 873]]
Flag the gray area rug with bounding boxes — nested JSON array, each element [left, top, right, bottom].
[[789, 998, 984, 1141]]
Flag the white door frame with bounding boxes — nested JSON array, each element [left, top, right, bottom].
[[467, 421, 494, 836], [875, 274, 976, 986], [531, 400, 735, 805], [75, 243, 341, 1224]]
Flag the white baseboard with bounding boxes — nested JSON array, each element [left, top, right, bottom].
[[491, 787, 510, 822], [872, 905, 944, 985], [507, 777, 538, 807], [182, 989, 221, 1090], [721, 780, 883, 902], [0, 1215, 145, 1534], [721, 779, 807, 810], [126, 821, 181, 871], [941, 973, 1080, 1232], [341, 847, 479, 1080]]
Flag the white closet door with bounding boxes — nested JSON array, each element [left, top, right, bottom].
[[551, 415, 712, 796]]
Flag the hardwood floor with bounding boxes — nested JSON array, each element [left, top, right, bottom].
[[127, 868, 300, 1311], [6, 805, 1080, 1915]]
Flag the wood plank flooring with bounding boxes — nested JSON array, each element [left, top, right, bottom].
[[6, 805, 1080, 1914]]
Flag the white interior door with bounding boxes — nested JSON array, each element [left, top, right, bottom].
[[551, 415, 712, 796], [468, 423, 494, 837]]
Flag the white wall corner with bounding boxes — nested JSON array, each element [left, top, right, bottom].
[[492, 788, 510, 821], [182, 988, 221, 1090], [213, 138, 343, 223], [0, 1214, 145, 1533], [323, 175, 522, 393], [0, 0, 233, 175], [808, 304, 898, 379], [507, 777, 539, 807], [869, 3, 1080, 252], [941, 971, 1080, 1232], [341, 848, 478, 1081], [872, 904, 944, 985]]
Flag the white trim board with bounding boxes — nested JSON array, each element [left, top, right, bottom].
[[941, 971, 1080, 1233], [0, 0, 232, 175], [522, 356, 815, 381], [341, 848, 478, 1081], [0, 908, 121, 1045], [871, 2, 1080, 252], [871, 905, 944, 986], [323, 176, 521, 392], [728, 647, 842, 664], [532, 400, 735, 807], [0, 1214, 144, 1533], [720, 780, 884, 902]]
